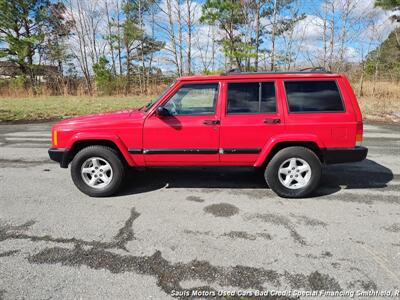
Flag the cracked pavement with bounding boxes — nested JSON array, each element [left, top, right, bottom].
[[0, 122, 399, 299]]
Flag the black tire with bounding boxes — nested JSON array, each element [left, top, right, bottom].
[[265, 146, 321, 198], [70, 145, 125, 197]]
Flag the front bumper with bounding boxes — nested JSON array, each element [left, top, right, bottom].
[[322, 146, 368, 164], [48, 148, 70, 168]]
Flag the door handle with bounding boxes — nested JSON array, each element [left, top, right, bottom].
[[203, 120, 220, 125], [263, 118, 281, 124]]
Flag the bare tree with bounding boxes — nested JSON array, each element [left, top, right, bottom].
[[65, 0, 106, 93], [185, 0, 195, 74], [105, 0, 116, 75], [270, 0, 278, 71], [157, 0, 181, 75]]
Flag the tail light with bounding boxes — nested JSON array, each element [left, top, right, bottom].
[[356, 122, 363, 146]]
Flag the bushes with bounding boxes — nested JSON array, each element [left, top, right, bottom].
[[93, 57, 115, 96]]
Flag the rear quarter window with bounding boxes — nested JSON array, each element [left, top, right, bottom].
[[284, 80, 344, 113]]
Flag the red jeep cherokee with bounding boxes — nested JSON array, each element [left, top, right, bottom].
[[48, 70, 367, 198]]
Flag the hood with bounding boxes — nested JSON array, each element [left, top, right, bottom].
[[56, 108, 145, 127]]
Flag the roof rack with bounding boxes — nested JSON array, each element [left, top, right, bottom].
[[221, 67, 330, 75]]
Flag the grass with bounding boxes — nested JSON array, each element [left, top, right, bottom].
[[0, 95, 151, 122], [0, 80, 399, 123]]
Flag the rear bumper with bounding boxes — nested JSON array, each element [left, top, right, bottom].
[[322, 146, 368, 164], [48, 148, 69, 168]]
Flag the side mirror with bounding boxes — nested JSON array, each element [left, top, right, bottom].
[[156, 106, 170, 117]]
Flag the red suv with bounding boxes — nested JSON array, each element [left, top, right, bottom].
[[48, 70, 367, 198]]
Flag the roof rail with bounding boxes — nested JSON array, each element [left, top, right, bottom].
[[299, 67, 330, 73], [221, 67, 330, 75]]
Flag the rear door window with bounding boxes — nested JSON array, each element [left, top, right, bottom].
[[284, 80, 344, 112], [227, 82, 276, 114]]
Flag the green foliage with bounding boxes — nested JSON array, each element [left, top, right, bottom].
[[365, 29, 400, 79], [93, 56, 115, 95], [0, 0, 70, 82], [122, 2, 164, 59], [202, 68, 225, 75], [10, 76, 28, 91], [201, 0, 304, 71], [41, 2, 73, 72], [201, 0, 253, 70], [375, 0, 400, 21], [375, 0, 400, 10]]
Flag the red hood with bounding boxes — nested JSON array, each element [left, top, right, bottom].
[[56, 108, 145, 126]]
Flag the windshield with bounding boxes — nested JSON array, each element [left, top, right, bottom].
[[143, 81, 176, 112]]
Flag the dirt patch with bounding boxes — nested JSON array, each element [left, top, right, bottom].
[[203, 203, 239, 217]]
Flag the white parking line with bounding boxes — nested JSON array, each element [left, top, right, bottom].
[[5, 137, 50, 142], [364, 132, 400, 139], [5, 132, 51, 138]]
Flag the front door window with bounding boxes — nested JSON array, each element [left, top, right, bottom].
[[163, 83, 219, 116]]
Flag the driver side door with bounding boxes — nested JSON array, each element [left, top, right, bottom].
[[143, 82, 221, 166]]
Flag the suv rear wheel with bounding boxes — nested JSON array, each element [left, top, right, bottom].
[[265, 147, 321, 198], [71, 146, 125, 197]]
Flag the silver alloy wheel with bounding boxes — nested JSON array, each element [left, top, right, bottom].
[[278, 157, 312, 189], [81, 157, 113, 189]]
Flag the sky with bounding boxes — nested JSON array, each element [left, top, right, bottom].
[[2, 0, 397, 75], [147, 0, 398, 72]]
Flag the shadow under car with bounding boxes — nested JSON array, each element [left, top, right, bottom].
[[118, 159, 393, 198]]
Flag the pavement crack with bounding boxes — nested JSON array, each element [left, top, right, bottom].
[[246, 213, 307, 245], [289, 214, 327, 228], [112, 208, 140, 251], [0, 249, 20, 257], [29, 245, 332, 299], [0, 159, 50, 167], [0, 207, 141, 251]]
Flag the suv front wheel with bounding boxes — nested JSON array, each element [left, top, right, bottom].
[[71, 146, 125, 197], [265, 147, 321, 198]]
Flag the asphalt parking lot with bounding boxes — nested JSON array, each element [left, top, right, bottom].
[[0, 122, 399, 299]]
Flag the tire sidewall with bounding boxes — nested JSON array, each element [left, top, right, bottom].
[[71, 146, 124, 197], [265, 147, 321, 198]]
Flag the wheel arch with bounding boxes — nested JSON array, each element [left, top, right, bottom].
[[255, 138, 324, 168], [66, 137, 135, 167]]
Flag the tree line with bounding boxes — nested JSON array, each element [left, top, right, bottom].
[[0, 0, 399, 96]]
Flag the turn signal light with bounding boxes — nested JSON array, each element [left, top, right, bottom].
[[53, 129, 58, 147]]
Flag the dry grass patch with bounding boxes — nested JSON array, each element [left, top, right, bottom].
[[353, 81, 400, 122]]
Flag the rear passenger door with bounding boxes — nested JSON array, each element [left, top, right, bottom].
[[219, 80, 285, 165]]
